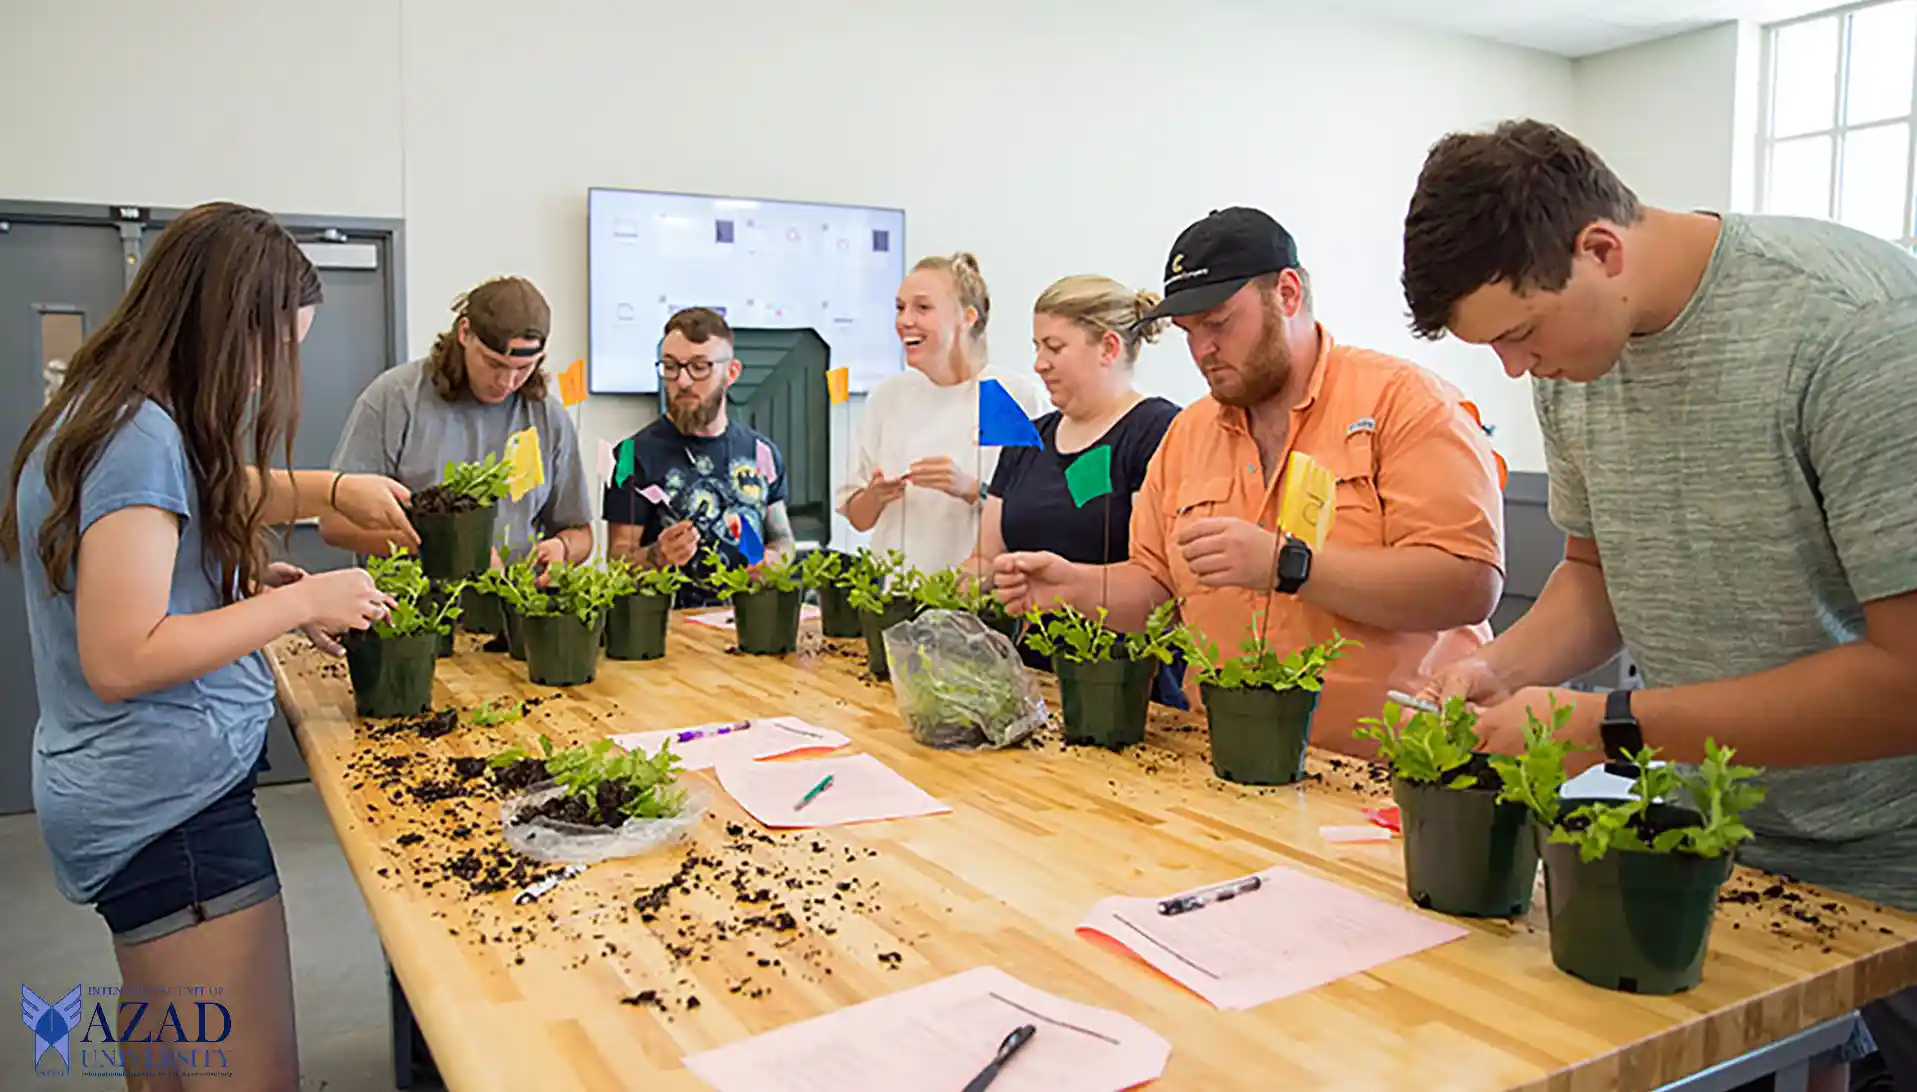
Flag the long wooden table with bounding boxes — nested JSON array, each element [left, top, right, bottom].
[[269, 617, 1917, 1091]]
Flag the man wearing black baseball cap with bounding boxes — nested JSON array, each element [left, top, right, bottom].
[[323, 276, 595, 572], [994, 207, 1509, 755]]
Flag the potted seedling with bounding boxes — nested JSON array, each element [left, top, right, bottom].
[[1493, 703, 1766, 994], [458, 535, 512, 636], [704, 548, 804, 655], [344, 551, 462, 718], [604, 559, 689, 661], [1177, 621, 1354, 785], [801, 550, 863, 639], [845, 550, 918, 680], [1023, 601, 1179, 749], [1355, 696, 1539, 917], [489, 550, 544, 662], [518, 562, 620, 686], [409, 452, 511, 580], [913, 565, 1021, 645]]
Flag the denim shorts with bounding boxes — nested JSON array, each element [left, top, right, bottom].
[[91, 758, 281, 944]]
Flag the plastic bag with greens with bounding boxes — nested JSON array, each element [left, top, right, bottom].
[[883, 609, 1045, 750]]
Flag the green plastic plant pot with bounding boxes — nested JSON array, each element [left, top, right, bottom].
[[860, 599, 921, 680], [816, 583, 864, 639], [502, 604, 528, 661], [733, 586, 803, 655], [344, 632, 437, 719], [1201, 683, 1317, 785], [1394, 773, 1540, 917], [1538, 800, 1733, 995], [461, 586, 506, 635], [521, 612, 603, 687], [1054, 656, 1153, 749], [606, 592, 672, 661], [413, 504, 496, 580]]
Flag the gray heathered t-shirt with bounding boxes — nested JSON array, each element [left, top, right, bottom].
[[330, 359, 594, 556], [1535, 212, 1917, 910]]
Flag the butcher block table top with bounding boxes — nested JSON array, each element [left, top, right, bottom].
[[268, 616, 1917, 1092]]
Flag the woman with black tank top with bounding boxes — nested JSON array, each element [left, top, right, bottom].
[[964, 274, 1187, 708]]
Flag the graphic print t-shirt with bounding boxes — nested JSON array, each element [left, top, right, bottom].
[[602, 418, 788, 605]]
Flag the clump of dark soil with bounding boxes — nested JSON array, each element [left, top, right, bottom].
[[450, 757, 489, 781], [373, 708, 458, 739], [410, 485, 479, 516], [491, 758, 549, 795], [515, 782, 645, 829]]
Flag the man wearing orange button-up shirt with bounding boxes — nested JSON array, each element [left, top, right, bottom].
[[994, 208, 1505, 755]]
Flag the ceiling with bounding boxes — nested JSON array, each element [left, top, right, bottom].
[[1337, 0, 1843, 57]]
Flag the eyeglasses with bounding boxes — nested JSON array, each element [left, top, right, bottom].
[[657, 358, 727, 381]]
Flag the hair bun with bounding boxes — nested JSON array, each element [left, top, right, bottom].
[[951, 251, 982, 276], [1132, 290, 1168, 343]]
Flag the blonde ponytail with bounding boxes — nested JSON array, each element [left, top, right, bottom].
[[1034, 274, 1163, 365]]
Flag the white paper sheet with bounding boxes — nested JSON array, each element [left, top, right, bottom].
[[715, 754, 949, 829], [612, 717, 850, 770]]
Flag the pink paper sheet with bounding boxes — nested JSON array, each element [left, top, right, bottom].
[[687, 605, 822, 630], [1077, 866, 1467, 1011], [612, 717, 849, 771], [682, 966, 1170, 1092], [715, 754, 949, 829]]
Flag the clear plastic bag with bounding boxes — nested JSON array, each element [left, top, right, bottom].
[[883, 609, 1047, 750], [501, 778, 708, 864]]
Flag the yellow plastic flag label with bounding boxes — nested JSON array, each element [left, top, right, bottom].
[[505, 427, 545, 502], [1278, 450, 1336, 550]]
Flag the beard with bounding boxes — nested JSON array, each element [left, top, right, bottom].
[[1205, 293, 1291, 408], [667, 384, 727, 434]]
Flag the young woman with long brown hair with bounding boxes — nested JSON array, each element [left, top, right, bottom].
[[3, 201, 414, 1089]]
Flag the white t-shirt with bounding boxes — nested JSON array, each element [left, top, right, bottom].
[[837, 364, 1047, 571]]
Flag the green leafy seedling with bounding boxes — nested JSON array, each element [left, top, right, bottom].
[[522, 562, 623, 629], [364, 550, 463, 639], [1176, 617, 1355, 692], [1489, 697, 1581, 827], [470, 699, 524, 728], [1355, 696, 1485, 789], [440, 451, 512, 506], [702, 548, 803, 601], [1545, 738, 1766, 863], [798, 550, 844, 591], [536, 737, 688, 822], [488, 733, 555, 768], [842, 548, 907, 614]]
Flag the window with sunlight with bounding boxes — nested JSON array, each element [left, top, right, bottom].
[[1762, 0, 1917, 247]]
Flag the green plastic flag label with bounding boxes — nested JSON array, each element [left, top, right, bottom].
[[1065, 445, 1114, 508], [614, 438, 636, 487]]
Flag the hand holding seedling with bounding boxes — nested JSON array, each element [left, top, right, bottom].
[[905, 456, 976, 502], [295, 568, 397, 635], [531, 537, 569, 586], [1174, 517, 1280, 590], [1415, 655, 1513, 709], [333, 473, 419, 548], [991, 551, 1076, 615], [656, 519, 700, 566], [1476, 686, 1601, 770], [261, 562, 348, 655]]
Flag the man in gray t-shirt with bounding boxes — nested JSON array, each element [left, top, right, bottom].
[[1400, 118, 1917, 1086], [323, 276, 594, 566]]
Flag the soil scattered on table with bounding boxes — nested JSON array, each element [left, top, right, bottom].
[[372, 708, 458, 740], [1715, 873, 1902, 952]]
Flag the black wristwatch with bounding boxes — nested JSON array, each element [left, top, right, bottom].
[[1274, 537, 1312, 595], [1600, 688, 1644, 775]]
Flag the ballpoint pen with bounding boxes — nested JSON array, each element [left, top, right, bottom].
[[1386, 689, 1441, 714], [1157, 874, 1263, 916], [793, 774, 835, 811], [515, 863, 587, 905], [961, 1025, 1036, 1092]]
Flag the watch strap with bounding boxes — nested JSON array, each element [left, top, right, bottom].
[[1600, 688, 1642, 776]]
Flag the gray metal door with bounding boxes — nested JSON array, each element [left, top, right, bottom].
[[0, 219, 132, 814]]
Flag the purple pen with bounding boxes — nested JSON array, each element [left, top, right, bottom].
[[673, 720, 751, 744]]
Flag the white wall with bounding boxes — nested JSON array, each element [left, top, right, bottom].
[[1571, 22, 1762, 214], [5, 0, 1580, 546]]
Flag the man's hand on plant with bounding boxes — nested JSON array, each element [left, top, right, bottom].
[[1474, 686, 1601, 771], [1416, 656, 1512, 709], [1174, 517, 1279, 590], [333, 473, 418, 548], [992, 551, 1075, 615], [295, 568, 395, 634], [657, 520, 699, 567], [531, 537, 569, 586], [904, 456, 976, 502]]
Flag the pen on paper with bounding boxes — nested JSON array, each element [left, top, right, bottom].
[[961, 1024, 1036, 1092], [793, 774, 835, 811], [674, 720, 751, 744], [1157, 875, 1263, 916]]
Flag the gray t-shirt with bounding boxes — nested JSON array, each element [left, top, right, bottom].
[[20, 401, 274, 902], [1536, 212, 1917, 909], [330, 359, 594, 556]]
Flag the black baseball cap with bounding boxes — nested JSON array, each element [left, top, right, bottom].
[[1138, 207, 1300, 324]]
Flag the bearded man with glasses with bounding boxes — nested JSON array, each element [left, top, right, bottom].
[[603, 307, 795, 608]]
